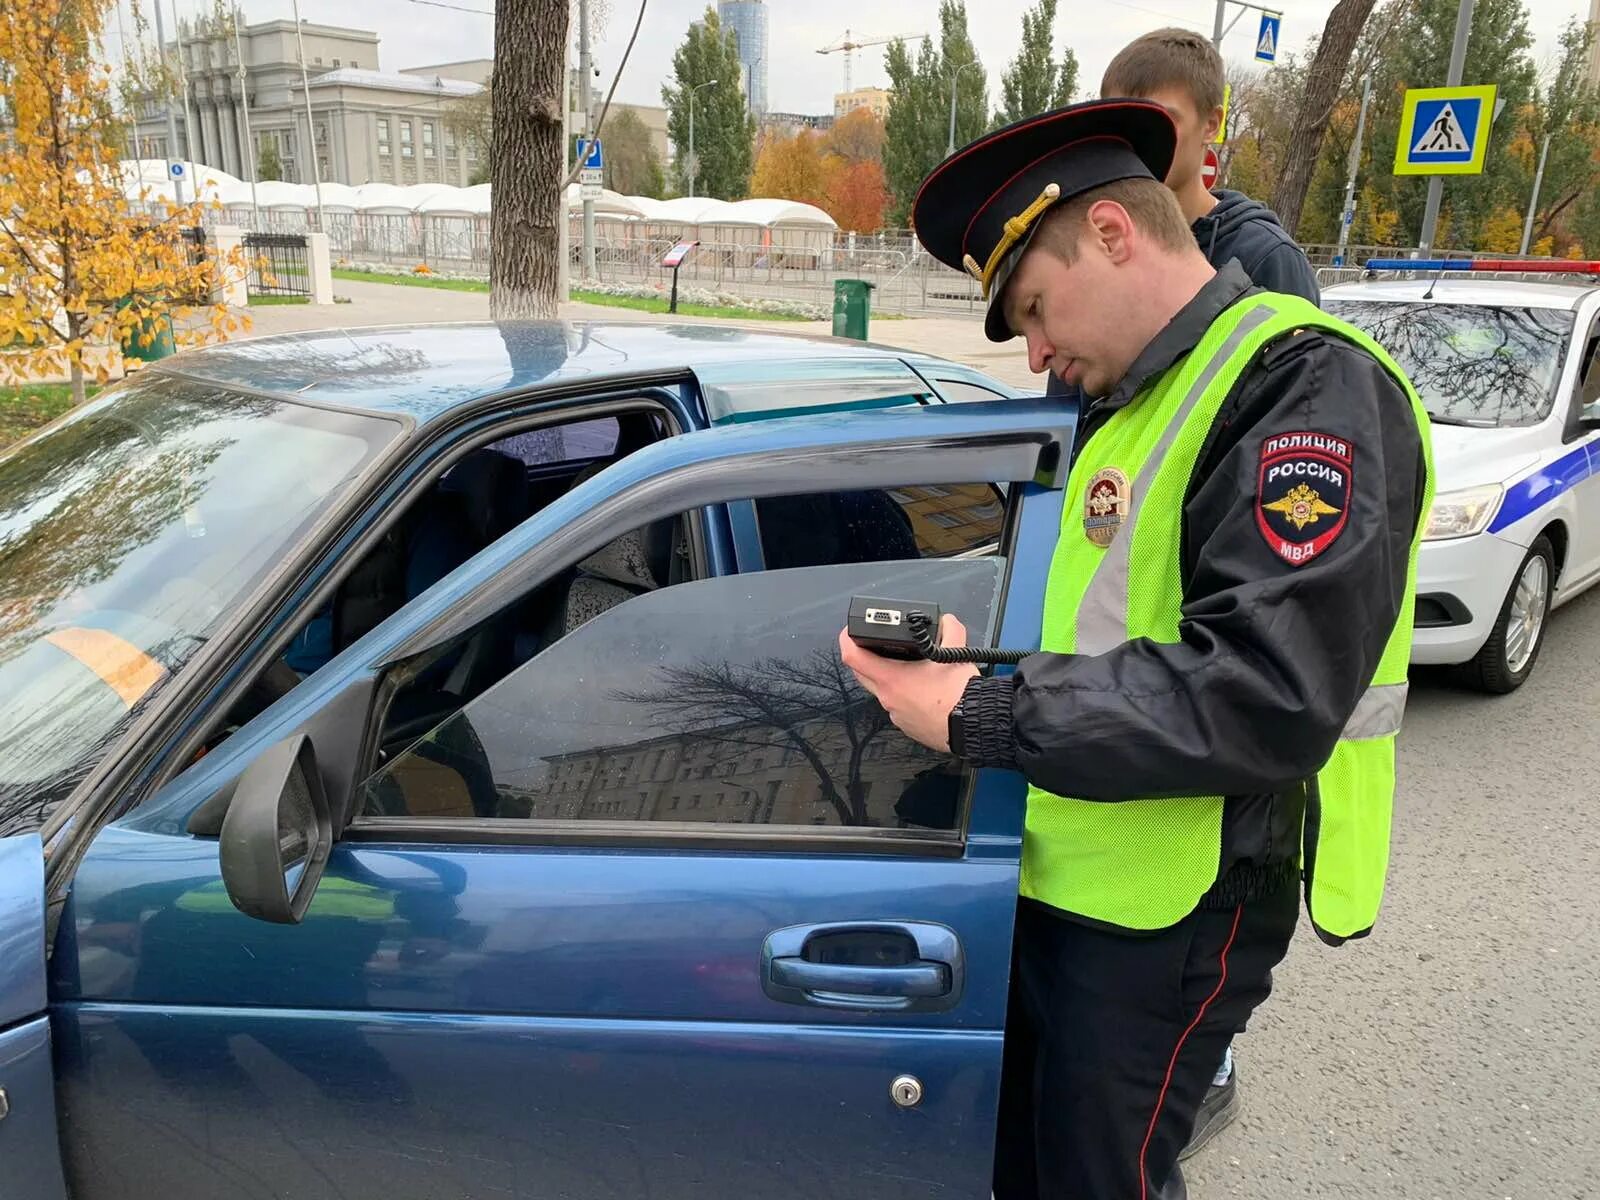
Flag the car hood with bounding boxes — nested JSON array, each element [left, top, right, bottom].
[[1427, 423, 1544, 492]]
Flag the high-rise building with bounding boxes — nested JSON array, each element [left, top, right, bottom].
[[1588, 0, 1600, 87], [717, 0, 769, 116]]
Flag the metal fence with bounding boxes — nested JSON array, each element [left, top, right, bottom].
[[194, 203, 1585, 318], [243, 232, 312, 298]]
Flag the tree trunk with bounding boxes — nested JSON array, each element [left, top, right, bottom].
[[65, 301, 86, 407], [489, 0, 568, 319], [1269, 0, 1379, 237]]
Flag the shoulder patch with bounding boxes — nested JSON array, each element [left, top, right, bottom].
[[1256, 431, 1352, 566]]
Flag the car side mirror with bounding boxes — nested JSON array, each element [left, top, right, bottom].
[[219, 733, 333, 924]]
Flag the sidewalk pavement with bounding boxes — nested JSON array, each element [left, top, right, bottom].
[[236, 278, 1044, 392]]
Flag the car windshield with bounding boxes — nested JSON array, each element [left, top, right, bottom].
[[0, 375, 399, 836], [1323, 300, 1575, 427]]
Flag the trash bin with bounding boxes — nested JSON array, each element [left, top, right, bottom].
[[116, 298, 175, 362], [833, 278, 875, 340]]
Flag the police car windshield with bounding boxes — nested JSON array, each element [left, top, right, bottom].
[[0, 376, 398, 837], [1323, 300, 1574, 428]]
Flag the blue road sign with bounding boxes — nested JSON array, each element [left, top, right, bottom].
[[169, 161, 186, 179], [575, 137, 603, 170], [1395, 85, 1496, 175], [1255, 14, 1280, 62]]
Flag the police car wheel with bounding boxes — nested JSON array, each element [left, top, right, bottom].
[[1463, 536, 1554, 694]]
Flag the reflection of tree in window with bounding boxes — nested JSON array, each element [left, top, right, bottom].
[[608, 647, 948, 828], [1325, 301, 1573, 426]]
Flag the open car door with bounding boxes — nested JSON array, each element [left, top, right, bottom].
[[0, 834, 69, 1198]]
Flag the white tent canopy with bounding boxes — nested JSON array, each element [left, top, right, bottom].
[[113, 160, 840, 233]]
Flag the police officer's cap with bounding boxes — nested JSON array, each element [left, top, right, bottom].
[[913, 98, 1178, 343]]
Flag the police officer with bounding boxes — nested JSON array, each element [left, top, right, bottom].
[[839, 98, 1432, 1200]]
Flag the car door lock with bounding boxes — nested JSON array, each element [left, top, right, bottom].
[[890, 1075, 924, 1108], [848, 597, 1030, 665]]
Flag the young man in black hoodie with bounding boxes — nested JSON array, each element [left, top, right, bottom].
[[1042, 27, 1320, 1160], [1102, 28, 1319, 300]]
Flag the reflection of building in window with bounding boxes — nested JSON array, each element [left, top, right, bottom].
[[487, 700, 956, 831], [892, 483, 1005, 556]]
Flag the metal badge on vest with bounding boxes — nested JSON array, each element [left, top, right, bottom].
[[1084, 466, 1131, 547]]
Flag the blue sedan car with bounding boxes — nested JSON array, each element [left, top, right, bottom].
[[0, 322, 1072, 1200]]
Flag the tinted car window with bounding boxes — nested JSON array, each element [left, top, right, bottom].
[[756, 483, 1005, 568], [490, 418, 619, 465], [1324, 300, 1575, 426], [359, 557, 1004, 835]]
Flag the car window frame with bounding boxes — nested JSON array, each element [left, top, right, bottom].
[[1565, 306, 1600, 441], [141, 400, 1061, 858], [345, 530, 1024, 857], [131, 384, 697, 817]]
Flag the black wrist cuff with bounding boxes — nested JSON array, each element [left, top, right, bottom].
[[952, 675, 1020, 771]]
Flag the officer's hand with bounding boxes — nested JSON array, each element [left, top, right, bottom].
[[838, 615, 978, 754]]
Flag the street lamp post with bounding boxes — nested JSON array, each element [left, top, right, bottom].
[[289, 0, 327, 233], [1519, 133, 1553, 256], [688, 78, 719, 199], [947, 61, 982, 158], [232, 6, 259, 226]]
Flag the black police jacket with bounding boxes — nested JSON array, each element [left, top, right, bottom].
[[955, 263, 1429, 904]]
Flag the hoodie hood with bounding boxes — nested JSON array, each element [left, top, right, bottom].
[[1189, 189, 1320, 304], [1192, 189, 1296, 269]]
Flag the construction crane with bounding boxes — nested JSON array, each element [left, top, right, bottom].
[[817, 29, 923, 95]]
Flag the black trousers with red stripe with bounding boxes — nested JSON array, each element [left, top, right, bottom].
[[992, 876, 1299, 1200]]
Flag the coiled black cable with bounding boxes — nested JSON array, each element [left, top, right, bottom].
[[906, 610, 1032, 666]]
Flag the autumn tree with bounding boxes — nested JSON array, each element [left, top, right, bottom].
[[994, 0, 1078, 127], [0, 0, 246, 405], [489, 0, 566, 318], [1514, 20, 1600, 251], [603, 107, 666, 198], [749, 130, 830, 206], [824, 161, 890, 232], [1354, 0, 1538, 248], [821, 111, 889, 231], [1269, 0, 1380, 237], [885, 1, 989, 226], [662, 8, 757, 199], [827, 107, 887, 164]]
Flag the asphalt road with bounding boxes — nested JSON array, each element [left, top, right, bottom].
[[1186, 583, 1600, 1199]]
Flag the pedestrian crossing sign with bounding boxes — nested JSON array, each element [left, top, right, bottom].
[[1394, 84, 1498, 176], [1255, 14, 1280, 62]]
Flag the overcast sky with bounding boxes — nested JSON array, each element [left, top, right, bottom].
[[114, 0, 1590, 117]]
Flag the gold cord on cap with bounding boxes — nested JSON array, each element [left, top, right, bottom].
[[974, 181, 1062, 298]]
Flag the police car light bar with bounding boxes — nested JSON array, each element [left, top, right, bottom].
[[1363, 258, 1600, 274]]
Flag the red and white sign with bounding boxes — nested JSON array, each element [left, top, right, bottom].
[[1201, 147, 1220, 188], [661, 240, 699, 268]]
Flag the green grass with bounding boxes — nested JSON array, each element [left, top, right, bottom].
[[248, 293, 312, 307], [568, 289, 808, 322], [333, 267, 488, 292], [332, 266, 904, 322], [0, 383, 89, 447]]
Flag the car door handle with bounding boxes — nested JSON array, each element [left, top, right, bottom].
[[768, 957, 950, 998], [761, 921, 965, 1012]]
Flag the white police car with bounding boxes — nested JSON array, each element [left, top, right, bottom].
[[1324, 264, 1600, 692]]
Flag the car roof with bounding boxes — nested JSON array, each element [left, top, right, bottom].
[[154, 320, 959, 423], [1323, 277, 1600, 311]]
